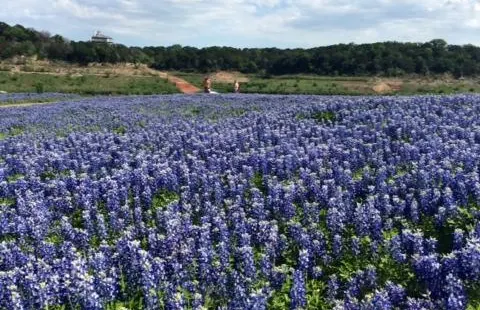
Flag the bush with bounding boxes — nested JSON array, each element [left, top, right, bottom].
[[21, 65, 35, 72], [35, 82, 45, 93]]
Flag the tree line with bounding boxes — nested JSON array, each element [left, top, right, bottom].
[[1, 21, 479, 77]]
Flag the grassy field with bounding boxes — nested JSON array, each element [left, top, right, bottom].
[[175, 71, 480, 95], [1, 66, 480, 96], [0, 71, 178, 95]]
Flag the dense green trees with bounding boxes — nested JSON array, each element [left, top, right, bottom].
[[1, 21, 479, 77]]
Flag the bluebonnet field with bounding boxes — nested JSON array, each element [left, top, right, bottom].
[[0, 94, 479, 310], [0, 93, 81, 104]]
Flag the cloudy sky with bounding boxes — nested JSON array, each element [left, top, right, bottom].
[[1, 0, 479, 48]]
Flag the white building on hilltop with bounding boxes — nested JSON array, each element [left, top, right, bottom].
[[91, 31, 113, 44]]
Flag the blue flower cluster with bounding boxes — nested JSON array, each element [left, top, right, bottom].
[[0, 92, 81, 104], [0, 94, 479, 309]]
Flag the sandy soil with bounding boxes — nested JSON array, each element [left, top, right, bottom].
[[372, 79, 403, 93], [211, 71, 249, 83]]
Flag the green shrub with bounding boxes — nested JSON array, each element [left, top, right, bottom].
[[21, 65, 35, 72], [35, 82, 45, 93]]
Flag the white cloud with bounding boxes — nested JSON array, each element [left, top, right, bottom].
[[0, 0, 480, 47]]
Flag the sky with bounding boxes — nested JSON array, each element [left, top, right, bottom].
[[1, 0, 480, 48]]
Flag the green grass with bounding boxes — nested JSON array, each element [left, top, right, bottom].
[[266, 74, 370, 82], [0, 126, 25, 140], [174, 72, 365, 95], [0, 72, 179, 95], [152, 189, 179, 211], [0, 98, 63, 105], [8, 126, 25, 136], [113, 125, 127, 135], [252, 172, 267, 195], [172, 71, 480, 95], [1, 71, 479, 96], [0, 197, 15, 206], [7, 173, 25, 183], [239, 77, 360, 95]]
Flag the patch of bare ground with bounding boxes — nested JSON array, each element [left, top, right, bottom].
[[372, 78, 403, 93], [211, 71, 249, 83], [340, 81, 374, 93], [167, 76, 200, 94]]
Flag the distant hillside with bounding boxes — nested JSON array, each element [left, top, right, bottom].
[[1, 21, 480, 77]]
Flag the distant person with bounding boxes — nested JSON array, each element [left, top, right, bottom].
[[233, 80, 240, 93], [203, 76, 212, 93]]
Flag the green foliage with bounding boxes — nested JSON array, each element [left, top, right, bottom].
[[7, 173, 24, 183], [71, 209, 84, 229], [114, 126, 127, 135], [311, 111, 337, 123], [353, 167, 366, 181], [152, 189, 179, 211], [188, 107, 202, 116], [46, 233, 63, 246], [8, 126, 24, 136], [90, 234, 102, 249], [467, 283, 480, 310], [0, 197, 15, 207], [251, 172, 267, 195], [269, 271, 293, 309], [0, 233, 18, 243], [297, 110, 337, 124], [229, 108, 247, 117], [35, 82, 44, 93], [40, 170, 57, 181]]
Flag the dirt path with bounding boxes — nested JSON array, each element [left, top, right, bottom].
[[169, 77, 200, 94], [153, 71, 200, 94]]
